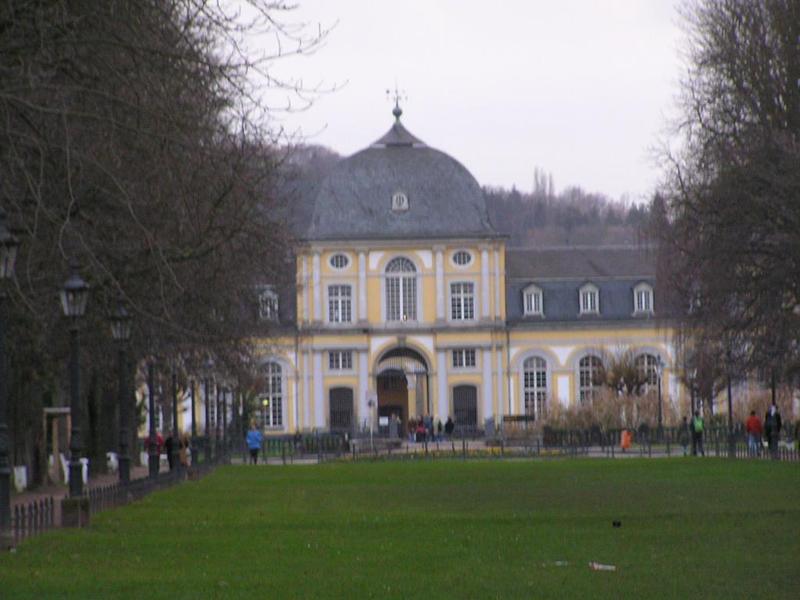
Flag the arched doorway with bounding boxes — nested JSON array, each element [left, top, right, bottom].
[[375, 347, 429, 435]]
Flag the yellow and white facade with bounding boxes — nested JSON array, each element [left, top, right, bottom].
[[253, 108, 679, 435]]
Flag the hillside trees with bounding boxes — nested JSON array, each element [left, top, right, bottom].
[[654, 0, 800, 408], [0, 1, 327, 477]]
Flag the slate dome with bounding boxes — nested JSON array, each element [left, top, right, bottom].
[[306, 110, 496, 241]]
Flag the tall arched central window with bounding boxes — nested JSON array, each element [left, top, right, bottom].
[[523, 356, 547, 418], [260, 362, 283, 428], [385, 257, 417, 321], [578, 355, 603, 404]]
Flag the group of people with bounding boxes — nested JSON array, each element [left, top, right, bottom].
[[678, 404, 784, 457], [406, 415, 456, 442], [744, 405, 783, 456], [145, 431, 191, 468]]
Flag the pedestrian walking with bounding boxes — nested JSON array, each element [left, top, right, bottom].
[[764, 404, 782, 458], [690, 411, 705, 456], [678, 416, 690, 456], [246, 422, 263, 465], [745, 410, 762, 457]]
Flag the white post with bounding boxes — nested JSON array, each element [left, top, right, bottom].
[[312, 251, 321, 322], [480, 246, 490, 318], [434, 246, 445, 320], [358, 250, 367, 322]]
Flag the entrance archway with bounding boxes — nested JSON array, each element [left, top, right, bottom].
[[375, 347, 430, 435]]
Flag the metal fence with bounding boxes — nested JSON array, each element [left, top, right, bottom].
[[12, 497, 56, 546], [9, 453, 222, 547]]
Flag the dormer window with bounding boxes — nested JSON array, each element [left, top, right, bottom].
[[258, 286, 279, 321], [579, 283, 599, 315], [634, 283, 654, 314], [523, 284, 543, 316]]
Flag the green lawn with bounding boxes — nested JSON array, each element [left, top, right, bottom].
[[2, 459, 798, 599]]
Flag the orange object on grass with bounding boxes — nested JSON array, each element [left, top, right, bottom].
[[621, 430, 632, 450]]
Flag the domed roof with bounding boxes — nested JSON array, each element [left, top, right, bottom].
[[306, 109, 496, 241]]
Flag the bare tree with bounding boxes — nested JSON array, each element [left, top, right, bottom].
[[654, 0, 800, 397]]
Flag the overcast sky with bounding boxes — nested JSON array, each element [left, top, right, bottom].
[[264, 0, 684, 203]]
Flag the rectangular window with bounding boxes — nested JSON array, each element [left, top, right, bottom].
[[328, 285, 352, 323], [580, 290, 597, 313], [258, 287, 278, 321], [450, 282, 475, 320], [636, 289, 652, 312], [452, 348, 477, 368], [524, 290, 542, 315], [329, 350, 353, 370]]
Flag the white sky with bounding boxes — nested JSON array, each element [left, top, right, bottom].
[[261, 0, 684, 203]]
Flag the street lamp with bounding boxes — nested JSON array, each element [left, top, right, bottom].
[[0, 209, 19, 542], [147, 360, 159, 479], [203, 375, 211, 463], [110, 301, 132, 483], [726, 350, 735, 458], [655, 356, 664, 437], [170, 366, 179, 473], [61, 265, 89, 498]]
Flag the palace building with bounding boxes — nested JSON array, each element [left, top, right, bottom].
[[252, 105, 679, 435]]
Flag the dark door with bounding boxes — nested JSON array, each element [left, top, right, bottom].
[[453, 385, 478, 432], [329, 387, 354, 433], [377, 370, 407, 436]]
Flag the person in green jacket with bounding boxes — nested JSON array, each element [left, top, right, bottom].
[[690, 411, 705, 457]]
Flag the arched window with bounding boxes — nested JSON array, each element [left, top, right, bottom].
[[523, 356, 547, 418], [633, 283, 654, 313], [578, 355, 603, 404], [635, 353, 659, 392], [260, 362, 283, 428], [385, 257, 417, 321]]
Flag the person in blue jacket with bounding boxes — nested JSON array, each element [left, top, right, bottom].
[[246, 423, 263, 464]]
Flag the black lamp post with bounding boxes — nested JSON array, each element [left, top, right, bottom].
[[655, 356, 664, 437], [215, 382, 221, 458], [61, 265, 89, 498], [189, 379, 197, 467], [203, 376, 211, 463], [110, 301, 132, 483], [726, 350, 735, 458], [170, 367, 179, 472], [147, 360, 159, 479], [221, 385, 228, 461], [0, 209, 19, 541]]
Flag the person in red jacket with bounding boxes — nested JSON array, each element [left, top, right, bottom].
[[745, 410, 763, 456]]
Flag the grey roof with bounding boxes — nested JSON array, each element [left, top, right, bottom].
[[306, 116, 496, 241], [506, 246, 657, 324], [507, 245, 656, 279]]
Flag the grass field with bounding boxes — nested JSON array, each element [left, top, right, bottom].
[[2, 458, 799, 599]]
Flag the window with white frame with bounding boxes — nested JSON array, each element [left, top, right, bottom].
[[635, 353, 659, 391], [523, 356, 547, 418], [258, 286, 278, 321], [452, 348, 477, 368], [260, 362, 282, 428], [385, 257, 417, 321], [450, 282, 475, 320], [634, 283, 654, 314], [330, 253, 349, 269], [328, 284, 352, 323], [523, 284, 543, 316], [579, 284, 599, 314], [578, 355, 603, 404], [328, 350, 353, 370]]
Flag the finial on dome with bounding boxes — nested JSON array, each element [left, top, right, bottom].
[[386, 85, 406, 121]]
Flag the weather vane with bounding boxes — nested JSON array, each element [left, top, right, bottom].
[[386, 84, 407, 120]]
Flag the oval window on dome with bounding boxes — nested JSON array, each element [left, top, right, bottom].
[[453, 250, 472, 266], [330, 254, 350, 269]]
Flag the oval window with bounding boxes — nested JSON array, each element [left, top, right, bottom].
[[330, 254, 349, 269], [453, 250, 472, 266]]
